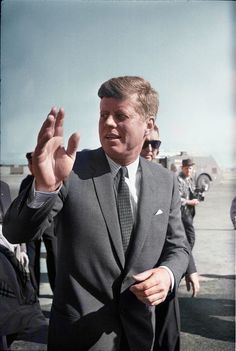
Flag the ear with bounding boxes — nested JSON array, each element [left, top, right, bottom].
[[144, 117, 154, 136]]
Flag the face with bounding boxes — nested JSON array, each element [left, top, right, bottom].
[[28, 162, 34, 175], [182, 166, 193, 177], [140, 129, 160, 161], [99, 95, 154, 165]]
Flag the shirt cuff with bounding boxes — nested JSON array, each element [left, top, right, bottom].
[[159, 265, 175, 291], [27, 179, 61, 209]]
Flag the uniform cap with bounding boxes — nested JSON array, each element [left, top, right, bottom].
[[182, 158, 195, 167]]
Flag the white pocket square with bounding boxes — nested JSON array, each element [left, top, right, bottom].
[[155, 209, 163, 216]]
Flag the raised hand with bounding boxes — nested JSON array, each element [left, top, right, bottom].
[[32, 107, 80, 191]]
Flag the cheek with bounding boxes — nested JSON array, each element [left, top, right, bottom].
[[98, 119, 103, 132], [130, 124, 145, 140], [140, 149, 147, 157]]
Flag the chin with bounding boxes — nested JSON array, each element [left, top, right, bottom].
[[145, 156, 152, 161], [104, 144, 122, 155]]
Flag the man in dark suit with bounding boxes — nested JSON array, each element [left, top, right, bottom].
[[141, 129, 200, 298], [0, 181, 12, 223], [3, 76, 190, 351], [141, 126, 200, 351], [0, 181, 48, 349]]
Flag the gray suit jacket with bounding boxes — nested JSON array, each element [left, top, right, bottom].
[[3, 148, 189, 351]]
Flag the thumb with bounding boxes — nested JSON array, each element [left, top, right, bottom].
[[67, 132, 80, 159], [133, 269, 154, 282]]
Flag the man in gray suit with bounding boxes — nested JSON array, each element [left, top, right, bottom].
[[3, 76, 190, 351]]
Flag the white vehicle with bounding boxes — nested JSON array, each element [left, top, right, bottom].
[[157, 151, 222, 191]]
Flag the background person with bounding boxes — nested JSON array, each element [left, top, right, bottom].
[[177, 159, 200, 298], [0, 180, 28, 269], [3, 76, 190, 351], [140, 124, 161, 161], [0, 180, 47, 350], [141, 130, 200, 295], [178, 159, 199, 250], [140, 126, 199, 351]]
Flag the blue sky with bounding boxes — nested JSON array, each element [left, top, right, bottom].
[[1, 0, 235, 168]]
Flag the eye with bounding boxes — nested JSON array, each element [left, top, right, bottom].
[[115, 113, 128, 121], [100, 112, 109, 119]]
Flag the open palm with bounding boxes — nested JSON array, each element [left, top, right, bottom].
[[32, 107, 80, 191]]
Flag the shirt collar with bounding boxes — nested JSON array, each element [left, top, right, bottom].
[[105, 154, 140, 179]]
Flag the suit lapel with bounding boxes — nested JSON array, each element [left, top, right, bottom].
[[125, 158, 162, 273], [91, 149, 125, 269]]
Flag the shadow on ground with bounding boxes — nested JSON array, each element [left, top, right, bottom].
[[179, 276, 235, 343]]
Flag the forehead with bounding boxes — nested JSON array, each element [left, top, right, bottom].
[[148, 130, 159, 140], [100, 94, 139, 111]]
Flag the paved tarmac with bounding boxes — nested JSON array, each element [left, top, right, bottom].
[[5, 170, 236, 350], [178, 170, 235, 351]]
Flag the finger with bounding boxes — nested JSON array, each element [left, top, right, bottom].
[[130, 284, 164, 297], [37, 107, 57, 149], [192, 282, 200, 298], [133, 269, 154, 282], [66, 132, 80, 159], [54, 107, 65, 137], [186, 281, 190, 292], [136, 291, 166, 306], [191, 283, 196, 297], [130, 278, 156, 293], [130, 279, 163, 296]]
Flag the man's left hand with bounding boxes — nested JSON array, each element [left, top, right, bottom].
[[185, 272, 200, 297], [129, 267, 171, 306]]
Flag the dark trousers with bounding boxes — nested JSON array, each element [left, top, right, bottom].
[[181, 214, 195, 249], [27, 233, 57, 295], [154, 296, 180, 351]]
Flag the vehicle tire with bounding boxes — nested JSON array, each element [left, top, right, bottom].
[[197, 174, 211, 191]]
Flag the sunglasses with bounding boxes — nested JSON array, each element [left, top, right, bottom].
[[142, 140, 161, 150]]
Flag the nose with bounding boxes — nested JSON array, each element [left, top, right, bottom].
[[148, 144, 152, 151], [104, 114, 117, 127]]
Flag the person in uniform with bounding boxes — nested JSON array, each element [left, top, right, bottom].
[[178, 159, 199, 250]]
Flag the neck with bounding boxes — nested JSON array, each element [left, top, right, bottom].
[[106, 153, 139, 167], [105, 151, 140, 167]]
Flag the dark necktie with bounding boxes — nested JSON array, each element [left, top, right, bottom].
[[116, 167, 134, 253]]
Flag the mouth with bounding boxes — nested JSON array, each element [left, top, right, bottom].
[[105, 133, 121, 140]]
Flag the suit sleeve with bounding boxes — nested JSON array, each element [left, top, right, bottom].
[[186, 252, 197, 275], [2, 180, 69, 244]]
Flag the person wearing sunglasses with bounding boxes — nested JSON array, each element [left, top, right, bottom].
[[140, 127, 200, 351], [140, 125, 161, 161]]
